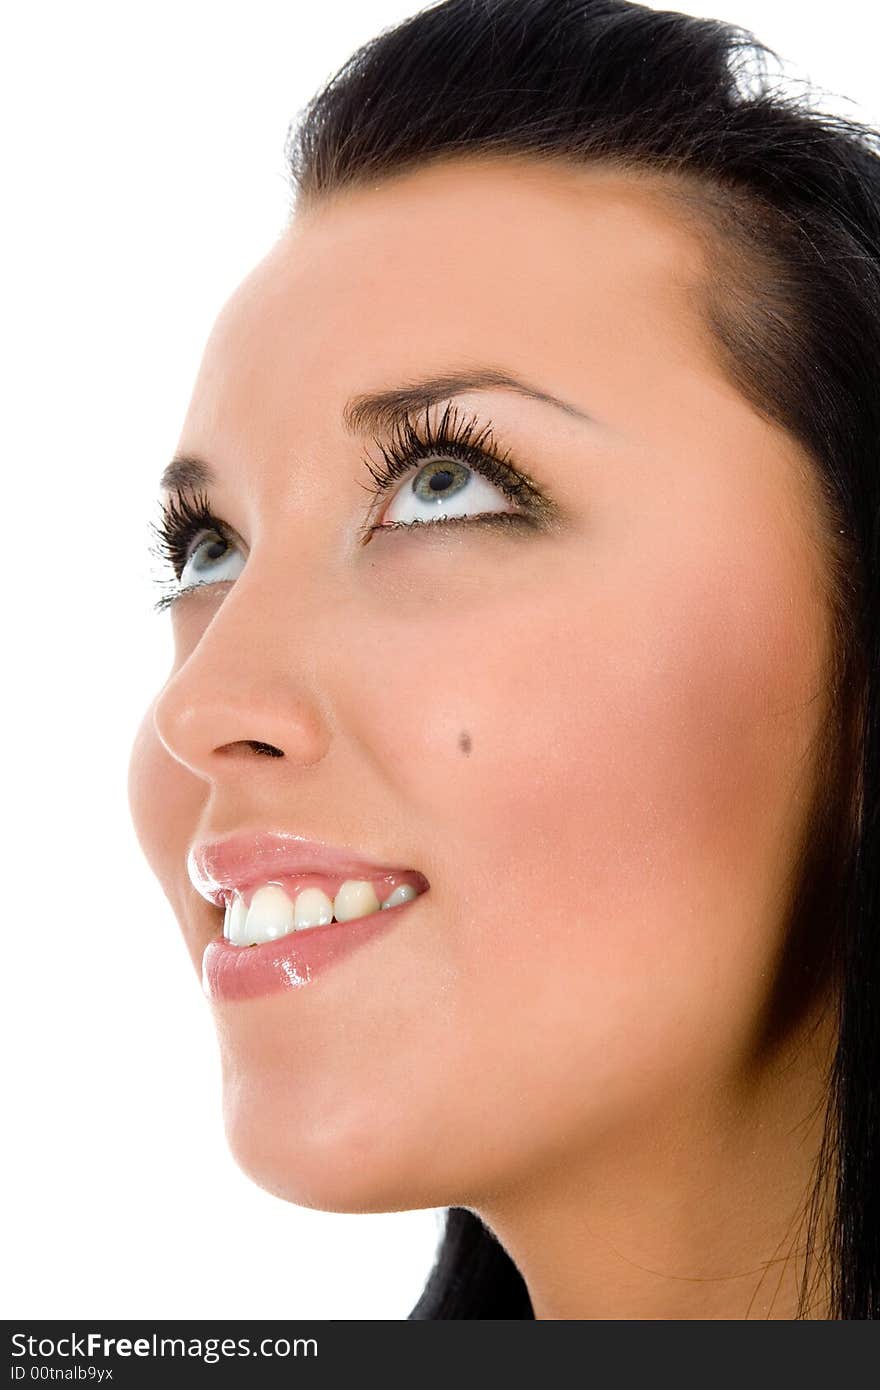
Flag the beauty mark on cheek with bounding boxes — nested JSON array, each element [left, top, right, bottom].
[[459, 730, 472, 756]]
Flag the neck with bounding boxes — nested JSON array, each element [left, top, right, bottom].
[[474, 1010, 836, 1320]]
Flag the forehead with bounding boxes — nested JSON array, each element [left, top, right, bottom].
[[197, 158, 721, 435]]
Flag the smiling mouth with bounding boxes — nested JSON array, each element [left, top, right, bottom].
[[220, 870, 430, 946]]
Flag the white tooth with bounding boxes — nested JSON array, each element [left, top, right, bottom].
[[243, 883, 294, 944], [293, 887, 334, 931], [381, 883, 418, 910], [333, 879, 380, 923], [225, 892, 250, 946]]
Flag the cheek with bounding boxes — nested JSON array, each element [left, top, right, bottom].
[[128, 702, 204, 962], [346, 524, 827, 1096]]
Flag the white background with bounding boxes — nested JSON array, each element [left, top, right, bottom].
[[3, 0, 878, 1320]]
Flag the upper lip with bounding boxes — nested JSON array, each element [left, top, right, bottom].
[[187, 830, 423, 906]]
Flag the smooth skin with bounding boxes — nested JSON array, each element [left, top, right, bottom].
[[128, 155, 838, 1319]]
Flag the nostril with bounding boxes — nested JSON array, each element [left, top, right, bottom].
[[217, 740, 285, 757]]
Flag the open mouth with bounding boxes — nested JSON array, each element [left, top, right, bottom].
[[220, 870, 430, 947]]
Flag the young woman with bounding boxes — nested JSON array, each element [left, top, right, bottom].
[[128, 0, 880, 1318]]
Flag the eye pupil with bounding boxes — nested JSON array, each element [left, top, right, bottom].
[[187, 531, 228, 576], [412, 462, 466, 503]]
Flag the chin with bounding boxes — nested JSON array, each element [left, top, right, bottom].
[[217, 1055, 449, 1215]]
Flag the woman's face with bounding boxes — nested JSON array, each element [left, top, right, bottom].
[[128, 157, 833, 1212]]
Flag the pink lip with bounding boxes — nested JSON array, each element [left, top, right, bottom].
[[188, 829, 423, 905], [201, 898, 421, 1002], [189, 830, 429, 1002]]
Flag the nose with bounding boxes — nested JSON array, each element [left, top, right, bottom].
[[151, 579, 333, 782]]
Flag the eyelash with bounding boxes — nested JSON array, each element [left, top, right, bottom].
[[149, 403, 546, 613], [356, 400, 544, 534], [148, 489, 223, 612]]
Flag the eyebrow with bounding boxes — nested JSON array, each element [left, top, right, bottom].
[[159, 367, 596, 492], [341, 367, 595, 435]]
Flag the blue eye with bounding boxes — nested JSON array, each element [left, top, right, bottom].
[[358, 400, 547, 542], [378, 457, 521, 528], [149, 489, 245, 613], [179, 529, 245, 590]]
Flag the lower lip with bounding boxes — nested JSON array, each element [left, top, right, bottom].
[[201, 895, 421, 1002]]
